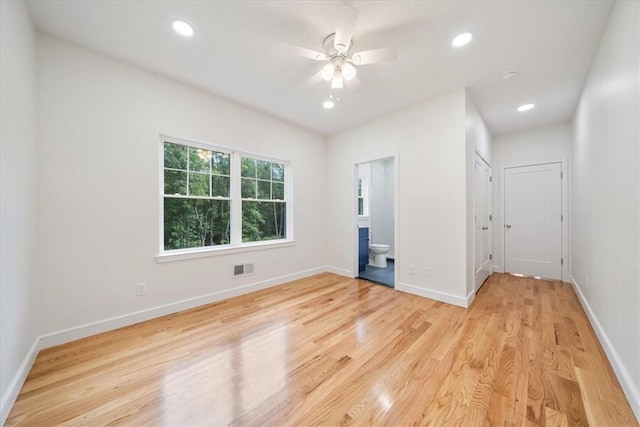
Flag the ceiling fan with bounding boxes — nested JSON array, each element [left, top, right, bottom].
[[285, 4, 398, 92]]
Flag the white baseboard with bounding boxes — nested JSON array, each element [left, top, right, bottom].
[[40, 266, 326, 349], [0, 266, 326, 424], [0, 338, 40, 425], [325, 265, 353, 278], [466, 289, 476, 307], [395, 282, 470, 307], [569, 275, 640, 421]]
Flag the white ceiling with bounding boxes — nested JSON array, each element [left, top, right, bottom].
[[27, 1, 613, 136]]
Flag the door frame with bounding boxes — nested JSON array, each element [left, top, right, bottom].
[[352, 153, 399, 287], [499, 159, 569, 281]]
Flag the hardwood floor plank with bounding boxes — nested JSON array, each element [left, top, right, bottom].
[[527, 357, 547, 426], [542, 370, 589, 426], [6, 273, 638, 426], [420, 318, 483, 426], [546, 406, 570, 427]]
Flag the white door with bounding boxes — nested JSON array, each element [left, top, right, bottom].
[[474, 155, 492, 290], [504, 163, 562, 280]]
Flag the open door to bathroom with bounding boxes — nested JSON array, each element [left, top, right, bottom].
[[354, 157, 396, 288]]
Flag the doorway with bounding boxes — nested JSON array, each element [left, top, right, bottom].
[[474, 153, 492, 291], [503, 162, 563, 280], [354, 156, 397, 288]]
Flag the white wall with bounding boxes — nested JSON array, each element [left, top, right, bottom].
[[0, 1, 40, 421], [370, 158, 395, 258], [572, 0, 639, 417], [491, 122, 572, 276], [36, 35, 327, 336], [327, 89, 471, 306], [465, 94, 492, 295], [465, 95, 492, 165]]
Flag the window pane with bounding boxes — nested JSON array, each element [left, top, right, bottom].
[[164, 198, 230, 250], [189, 172, 210, 196], [358, 198, 364, 216], [212, 175, 230, 197], [212, 152, 230, 175], [257, 180, 271, 199], [241, 157, 256, 178], [256, 160, 271, 180], [272, 163, 284, 182], [164, 170, 187, 195], [241, 178, 256, 198], [242, 201, 286, 242], [164, 142, 187, 170], [272, 182, 284, 200], [189, 147, 211, 173]]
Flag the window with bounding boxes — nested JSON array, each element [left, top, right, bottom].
[[161, 137, 290, 256], [163, 143, 231, 250], [358, 179, 364, 215], [358, 177, 369, 217], [241, 157, 286, 242]]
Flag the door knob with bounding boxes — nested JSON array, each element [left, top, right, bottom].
[[505, 224, 512, 229], [482, 226, 489, 230]]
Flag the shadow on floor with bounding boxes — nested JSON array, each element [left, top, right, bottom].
[[358, 259, 394, 288]]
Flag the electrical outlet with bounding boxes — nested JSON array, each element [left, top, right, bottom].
[[136, 282, 147, 296], [424, 267, 431, 277], [408, 264, 415, 275], [298, 255, 304, 263]]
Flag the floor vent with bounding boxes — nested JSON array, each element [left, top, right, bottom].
[[234, 263, 255, 277]]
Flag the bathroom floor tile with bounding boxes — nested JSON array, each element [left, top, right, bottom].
[[358, 260, 394, 287]]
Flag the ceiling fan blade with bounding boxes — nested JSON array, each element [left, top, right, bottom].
[[345, 74, 362, 93], [351, 47, 398, 65], [334, 5, 358, 53], [284, 41, 328, 61], [306, 68, 324, 86]]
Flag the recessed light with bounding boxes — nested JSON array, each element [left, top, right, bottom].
[[502, 71, 518, 80], [172, 20, 194, 37], [323, 100, 335, 109], [452, 32, 473, 47], [517, 103, 535, 112]]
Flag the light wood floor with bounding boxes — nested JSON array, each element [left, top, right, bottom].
[[7, 273, 638, 426]]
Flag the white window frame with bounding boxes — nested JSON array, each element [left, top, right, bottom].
[[157, 135, 294, 263]]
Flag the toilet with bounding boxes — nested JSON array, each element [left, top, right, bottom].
[[369, 243, 390, 268]]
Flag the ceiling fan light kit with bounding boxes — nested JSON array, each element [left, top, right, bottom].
[[341, 62, 356, 81], [285, 5, 398, 94], [321, 63, 336, 81], [331, 69, 344, 89]]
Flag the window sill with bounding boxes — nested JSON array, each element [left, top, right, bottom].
[[156, 240, 295, 263]]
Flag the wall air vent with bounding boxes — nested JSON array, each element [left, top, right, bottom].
[[233, 263, 255, 277]]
